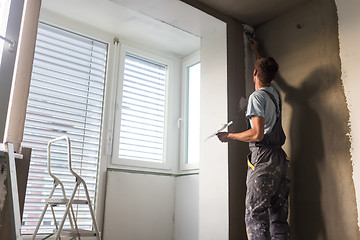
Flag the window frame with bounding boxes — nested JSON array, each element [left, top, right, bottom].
[[111, 44, 175, 171], [0, 0, 12, 64], [0, 0, 25, 141], [180, 51, 200, 172]]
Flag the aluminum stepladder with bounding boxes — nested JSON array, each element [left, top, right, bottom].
[[31, 136, 100, 240]]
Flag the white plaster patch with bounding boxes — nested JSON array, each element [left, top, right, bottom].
[[335, 0, 360, 230], [239, 97, 247, 111]]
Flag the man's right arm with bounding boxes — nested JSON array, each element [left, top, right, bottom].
[[250, 40, 263, 59], [216, 116, 265, 143]]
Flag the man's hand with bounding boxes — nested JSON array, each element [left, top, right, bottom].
[[216, 116, 264, 143], [250, 40, 259, 51], [217, 132, 231, 142]]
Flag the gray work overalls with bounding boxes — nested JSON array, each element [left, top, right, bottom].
[[245, 89, 291, 240]]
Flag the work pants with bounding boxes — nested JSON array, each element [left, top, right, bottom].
[[245, 147, 291, 240]]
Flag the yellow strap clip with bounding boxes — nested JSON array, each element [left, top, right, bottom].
[[247, 153, 255, 171]]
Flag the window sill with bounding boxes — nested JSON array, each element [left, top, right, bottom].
[[108, 158, 172, 174]]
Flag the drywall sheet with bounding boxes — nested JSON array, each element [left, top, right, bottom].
[[334, 0, 360, 231], [102, 171, 175, 240], [255, 0, 359, 238]]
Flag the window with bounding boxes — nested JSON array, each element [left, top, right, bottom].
[[186, 62, 201, 164], [0, 0, 11, 65], [21, 22, 107, 235], [118, 53, 167, 163], [181, 52, 200, 170], [112, 46, 174, 170]]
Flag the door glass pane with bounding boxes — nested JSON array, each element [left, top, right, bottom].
[[0, 0, 11, 66], [186, 62, 200, 164]]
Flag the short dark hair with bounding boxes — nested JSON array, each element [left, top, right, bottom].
[[255, 57, 279, 84]]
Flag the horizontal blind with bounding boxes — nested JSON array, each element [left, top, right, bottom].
[[118, 53, 167, 163], [21, 22, 107, 235]]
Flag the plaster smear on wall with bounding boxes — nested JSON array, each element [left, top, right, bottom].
[[335, 0, 360, 230]]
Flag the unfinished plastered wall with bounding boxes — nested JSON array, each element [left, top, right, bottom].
[[255, 0, 360, 238], [227, 20, 248, 240], [335, 0, 360, 231]]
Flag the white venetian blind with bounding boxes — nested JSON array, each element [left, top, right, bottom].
[[118, 53, 167, 163], [21, 22, 107, 235]]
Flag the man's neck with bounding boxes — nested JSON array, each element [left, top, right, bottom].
[[255, 81, 271, 90]]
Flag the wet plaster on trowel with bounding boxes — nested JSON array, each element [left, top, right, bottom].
[[254, 0, 360, 238], [335, 0, 360, 231]]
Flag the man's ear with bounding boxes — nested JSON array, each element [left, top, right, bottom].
[[253, 69, 257, 76]]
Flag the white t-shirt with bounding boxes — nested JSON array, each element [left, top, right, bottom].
[[246, 82, 280, 134]]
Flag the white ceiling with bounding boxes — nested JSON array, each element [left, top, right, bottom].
[[40, 0, 312, 57], [196, 0, 312, 26], [41, 0, 202, 57]]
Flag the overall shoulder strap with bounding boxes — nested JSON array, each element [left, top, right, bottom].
[[261, 89, 282, 117]]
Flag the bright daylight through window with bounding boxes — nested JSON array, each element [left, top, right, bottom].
[[0, 0, 11, 66], [186, 62, 201, 166], [118, 53, 167, 164], [21, 22, 107, 235]]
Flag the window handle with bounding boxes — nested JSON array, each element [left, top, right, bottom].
[[0, 35, 16, 51], [177, 118, 182, 128]]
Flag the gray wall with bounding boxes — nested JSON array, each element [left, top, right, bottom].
[[255, 0, 359, 238], [226, 20, 248, 240]]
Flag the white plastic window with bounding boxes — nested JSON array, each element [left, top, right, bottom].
[[0, 0, 11, 66], [112, 45, 173, 170], [118, 53, 167, 163], [181, 52, 200, 171]]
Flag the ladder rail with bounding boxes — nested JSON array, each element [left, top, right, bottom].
[[54, 182, 80, 240], [81, 180, 100, 240], [32, 142, 76, 240], [32, 136, 100, 239], [48, 136, 78, 231], [31, 183, 57, 240]]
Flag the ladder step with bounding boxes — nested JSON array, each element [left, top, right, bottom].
[[53, 228, 98, 237], [46, 198, 89, 205]]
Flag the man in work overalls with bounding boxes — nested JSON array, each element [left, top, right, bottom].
[[217, 40, 291, 240]]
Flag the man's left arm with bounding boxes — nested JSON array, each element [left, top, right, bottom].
[[217, 116, 264, 143]]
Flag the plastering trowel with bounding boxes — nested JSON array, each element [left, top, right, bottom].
[[206, 121, 233, 141], [243, 24, 255, 42]]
